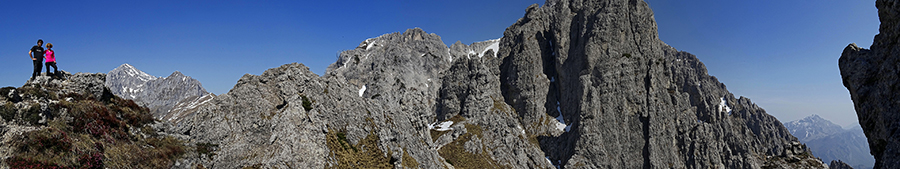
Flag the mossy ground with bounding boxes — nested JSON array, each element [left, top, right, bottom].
[[3, 87, 187, 168]]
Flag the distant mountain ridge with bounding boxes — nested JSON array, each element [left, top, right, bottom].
[[785, 114, 874, 169], [105, 63, 212, 119], [785, 114, 847, 142]]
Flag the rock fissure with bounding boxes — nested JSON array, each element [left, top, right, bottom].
[[640, 115, 651, 169]]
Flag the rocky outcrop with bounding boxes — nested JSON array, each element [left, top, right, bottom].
[[830, 160, 855, 169], [106, 64, 212, 119], [2, 72, 112, 125], [839, 0, 900, 168], [164, 0, 826, 168], [167, 64, 337, 168], [785, 115, 874, 169]]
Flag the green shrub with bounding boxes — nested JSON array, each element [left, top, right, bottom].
[[196, 142, 219, 158], [1, 102, 15, 122], [110, 97, 154, 127], [300, 95, 313, 112], [19, 127, 72, 153], [25, 103, 42, 125], [17, 86, 57, 100]]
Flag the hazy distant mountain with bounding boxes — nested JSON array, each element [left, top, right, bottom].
[[785, 114, 846, 142], [785, 115, 873, 169], [105, 63, 212, 119]]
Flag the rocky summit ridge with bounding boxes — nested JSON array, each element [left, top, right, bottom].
[[840, 0, 900, 168], [162, 0, 824, 168]]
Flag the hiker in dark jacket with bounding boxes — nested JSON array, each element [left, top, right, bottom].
[[28, 39, 44, 81]]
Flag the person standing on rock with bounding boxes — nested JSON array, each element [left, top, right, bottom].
[[44, 43, 59, 78], [28, 39, 44, 81]]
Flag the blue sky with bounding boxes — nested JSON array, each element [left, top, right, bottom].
[[0, 0, 878, 126]]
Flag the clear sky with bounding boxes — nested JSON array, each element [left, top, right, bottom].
[[0, 0, 878, 127]]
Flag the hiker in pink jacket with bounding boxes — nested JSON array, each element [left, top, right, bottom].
[[44, 43, 59, 77]]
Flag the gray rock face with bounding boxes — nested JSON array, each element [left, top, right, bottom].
[[839, 0, 900, 168], [163, 93, 216, 123], [168, 64, 335, 168], [785, 115, 874, 169], [497, 0, 823, 168], [166, 0, 826, 168], [106, 64, 210, 119]]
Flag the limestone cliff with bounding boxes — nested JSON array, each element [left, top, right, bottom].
[[498, 0, 821, 168], [839, 0, 900, 168]]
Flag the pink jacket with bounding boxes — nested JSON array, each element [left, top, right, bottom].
[[44, 49, 55, 62]]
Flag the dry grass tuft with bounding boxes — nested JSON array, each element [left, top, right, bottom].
[[325, 129, 393, 169]]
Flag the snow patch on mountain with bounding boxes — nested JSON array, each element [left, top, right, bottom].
[[478, 38, 501, 58], [428, 121, 454, 131], [554, 101, 570, 132], [718, 97, 732, 115], [358, 85, 366, 97], [364, 38, 378, 50], [121, 63, 158, 82]]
